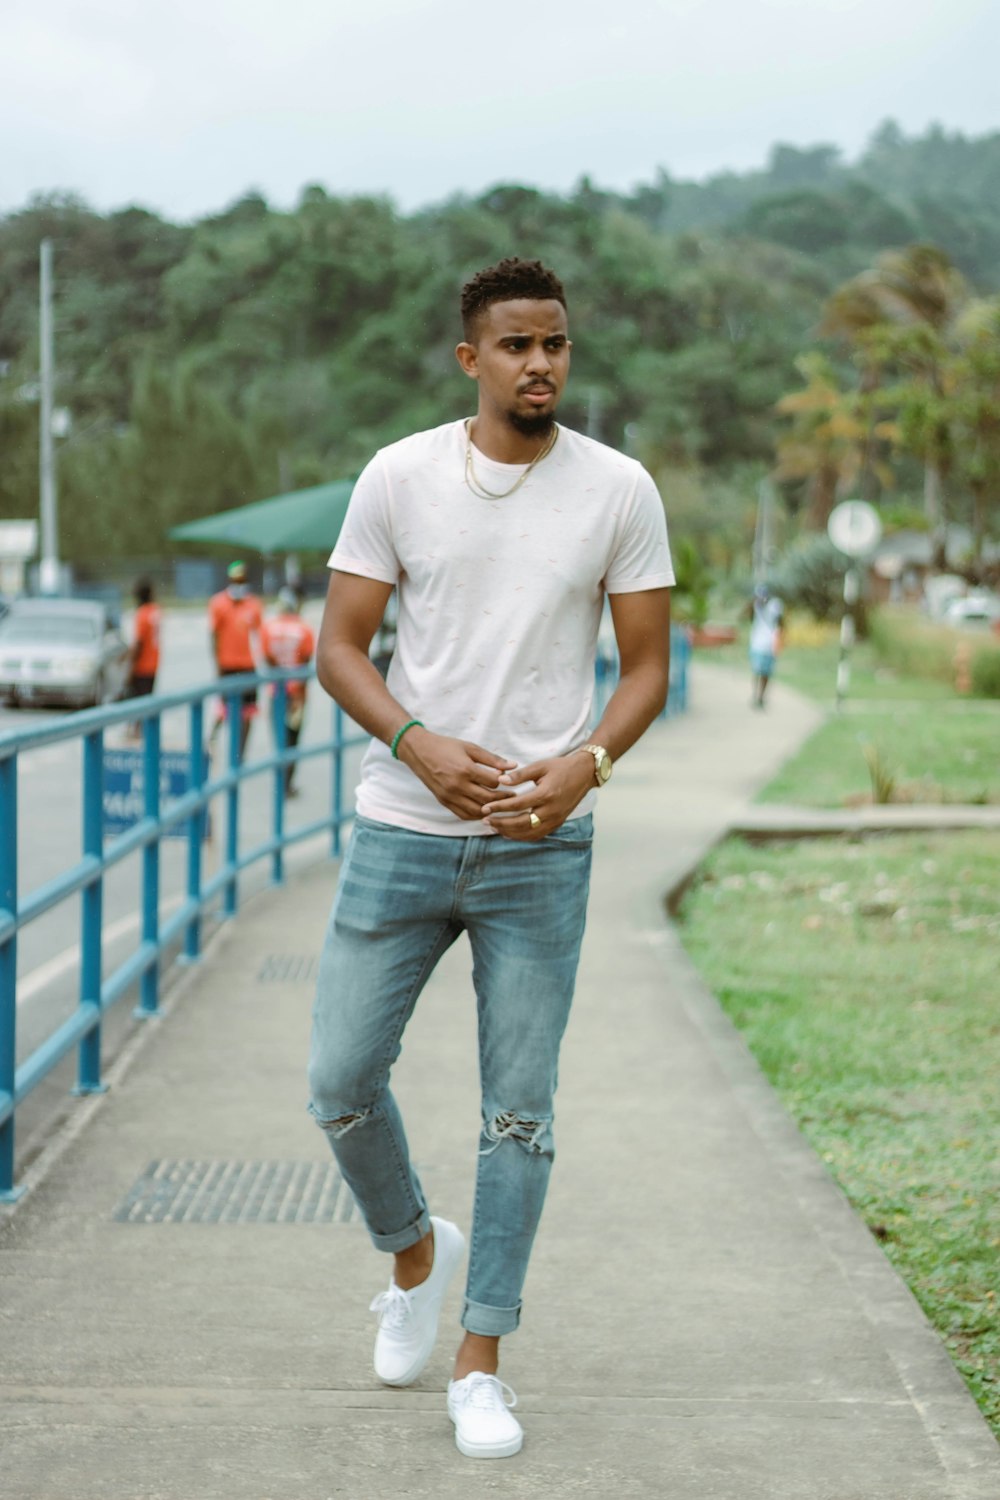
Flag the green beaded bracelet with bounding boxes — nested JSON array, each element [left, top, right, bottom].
[[389, 718, 423, 758]]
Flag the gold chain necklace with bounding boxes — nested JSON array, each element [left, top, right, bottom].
[[464, 419, 559, 500]]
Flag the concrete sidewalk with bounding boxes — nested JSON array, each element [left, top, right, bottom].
[[2, 664, 998, 1499]]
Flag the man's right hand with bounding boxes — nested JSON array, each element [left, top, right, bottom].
[[396, 726, 516, 821]]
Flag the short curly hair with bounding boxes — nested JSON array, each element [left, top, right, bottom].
[[460, 257, 567, 340]]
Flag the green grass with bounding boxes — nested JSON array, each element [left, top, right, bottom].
[[758, 701, 1000, 807], [777, 636, 958, 705], [700, 628, 1000, 806], [704, 632, 956, 704], [678, 830, 1000, 1436]]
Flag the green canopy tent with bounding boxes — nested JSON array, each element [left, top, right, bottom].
[[169, 478, 356, 554]]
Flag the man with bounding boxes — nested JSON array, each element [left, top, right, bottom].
[[748, 584, 784, 709], [208, 561, 262, 759], [260, 587, 315, 795], [308, 258, 673, 1459], [125, 577, 161, 740]]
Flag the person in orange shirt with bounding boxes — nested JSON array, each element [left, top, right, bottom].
[[260, 587, 315, 796], [208, 561, 263, 759], [125, 578, 161, 740]]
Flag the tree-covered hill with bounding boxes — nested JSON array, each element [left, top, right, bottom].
[[1, 120, 998, 565]]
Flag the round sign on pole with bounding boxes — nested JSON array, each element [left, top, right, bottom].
[[827, 500, 883, 559]]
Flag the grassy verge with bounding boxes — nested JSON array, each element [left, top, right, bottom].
[[758, 701, 1000, 807], [677, 830, 1000, 1436], [700, 630, 956, 704], [699, 627, 1000, 806]]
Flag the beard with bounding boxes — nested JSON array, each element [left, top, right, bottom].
[[506, 407, 556, 439]]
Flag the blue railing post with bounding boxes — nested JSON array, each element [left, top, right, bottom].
[[76, 730, 106, 1094], [666, 626, 691, 717], [0, 753, 21, 1199], [333, 702, 344, 857], [184, 701, 205, 961], [224, 691, 240, 917], [272, 681, 286, 886], [136, 714, 161, 1016]]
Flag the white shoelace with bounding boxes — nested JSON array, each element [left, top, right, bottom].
[[369, 1283, 413, 1333], [457, 1372, 518, 1412]]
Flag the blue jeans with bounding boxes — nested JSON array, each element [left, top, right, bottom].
[[308, 812, 593, 1336]]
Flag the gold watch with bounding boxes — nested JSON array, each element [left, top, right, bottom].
[[581, 743, 612, 786]]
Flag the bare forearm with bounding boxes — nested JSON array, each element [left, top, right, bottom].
[[317, 641, 413, 746], [590, 656, 669, 762]]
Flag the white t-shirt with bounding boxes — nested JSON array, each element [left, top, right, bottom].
[[328, 420, 674, 836], [750, 596, 784, 655]]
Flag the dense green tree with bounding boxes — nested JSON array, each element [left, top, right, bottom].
[[2, 123, 999, 572]]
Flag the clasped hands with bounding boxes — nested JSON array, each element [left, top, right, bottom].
[[396, 726, 595, 840]]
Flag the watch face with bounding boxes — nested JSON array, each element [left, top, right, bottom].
[[596, 750, 612, 783]]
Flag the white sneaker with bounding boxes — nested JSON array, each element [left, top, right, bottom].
[[447, 1371, 524, 1459], [369, 1216, 465, 1386]]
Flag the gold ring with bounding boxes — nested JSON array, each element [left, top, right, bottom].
[[528, 812, 541, 829]]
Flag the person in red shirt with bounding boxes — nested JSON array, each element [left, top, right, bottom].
[[125, 578, 161, 740], [260, 587, 315, 795], [208, 561, 262, 759]]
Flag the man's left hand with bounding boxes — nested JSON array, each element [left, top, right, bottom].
[[482, 752, 595, 841]]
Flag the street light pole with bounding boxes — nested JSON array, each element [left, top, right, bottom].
[[827, 500, 883, 714], [38, 238, 60, 595], [835, 565, 860, 713]]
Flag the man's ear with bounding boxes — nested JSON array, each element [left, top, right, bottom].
[[455, 341, 479, 379]]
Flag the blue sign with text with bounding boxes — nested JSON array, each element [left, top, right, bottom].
[[103, 749, 201, 839]]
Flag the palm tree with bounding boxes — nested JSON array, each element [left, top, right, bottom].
[[822, 246, 968, 564], [774, 355, 896, 529], [949, 298, 1000, 566]]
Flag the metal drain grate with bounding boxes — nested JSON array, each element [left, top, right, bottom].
[[256, 954, 319, 984], [113, 1160, 361, 1224]]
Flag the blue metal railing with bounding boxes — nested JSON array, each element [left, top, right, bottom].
[[594, 623, 691, 720], [0, 632, 691, 1201], [0, 669, 366, 1200]]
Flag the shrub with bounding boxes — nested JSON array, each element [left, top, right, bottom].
[[671, 536, 713, 627], [971, 649, 1000, 698], [772, 535, 854, 624], [869, 607, 1000, 697]]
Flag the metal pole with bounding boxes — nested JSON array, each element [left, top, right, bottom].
[[136, 714, 161, 1016], [38, 239, 60, 596], [224, 693, 240, 916], [753, 480, 773, 585], [0, 755, 22, 1199], [75, 731, 106, 1094], [835, 567, 859, 713], [184, 700, 205, 961], [272, 681, 286, 886]]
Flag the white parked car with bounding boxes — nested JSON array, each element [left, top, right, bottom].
[[0, 598, 129, 709], [943, 592, 1000, 629]]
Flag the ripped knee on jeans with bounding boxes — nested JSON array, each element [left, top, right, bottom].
[[480, 1109, 548, 1156], [315, 1107, 371, 1139]]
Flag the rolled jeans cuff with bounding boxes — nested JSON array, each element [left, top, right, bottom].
[[369, 1208, 431, 1254], [461, 1296, 521, 1337]]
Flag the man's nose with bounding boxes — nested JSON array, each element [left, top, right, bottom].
[[525, 342, 552, 374]]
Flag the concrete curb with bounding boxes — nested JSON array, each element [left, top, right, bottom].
[[731, 803, 1000, 838]]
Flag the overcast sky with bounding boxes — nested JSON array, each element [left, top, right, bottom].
[[2, 0, 997, 222]]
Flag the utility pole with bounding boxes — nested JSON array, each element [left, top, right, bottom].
[[752, 479, 774, 584], [38, 238, 60, 595]]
